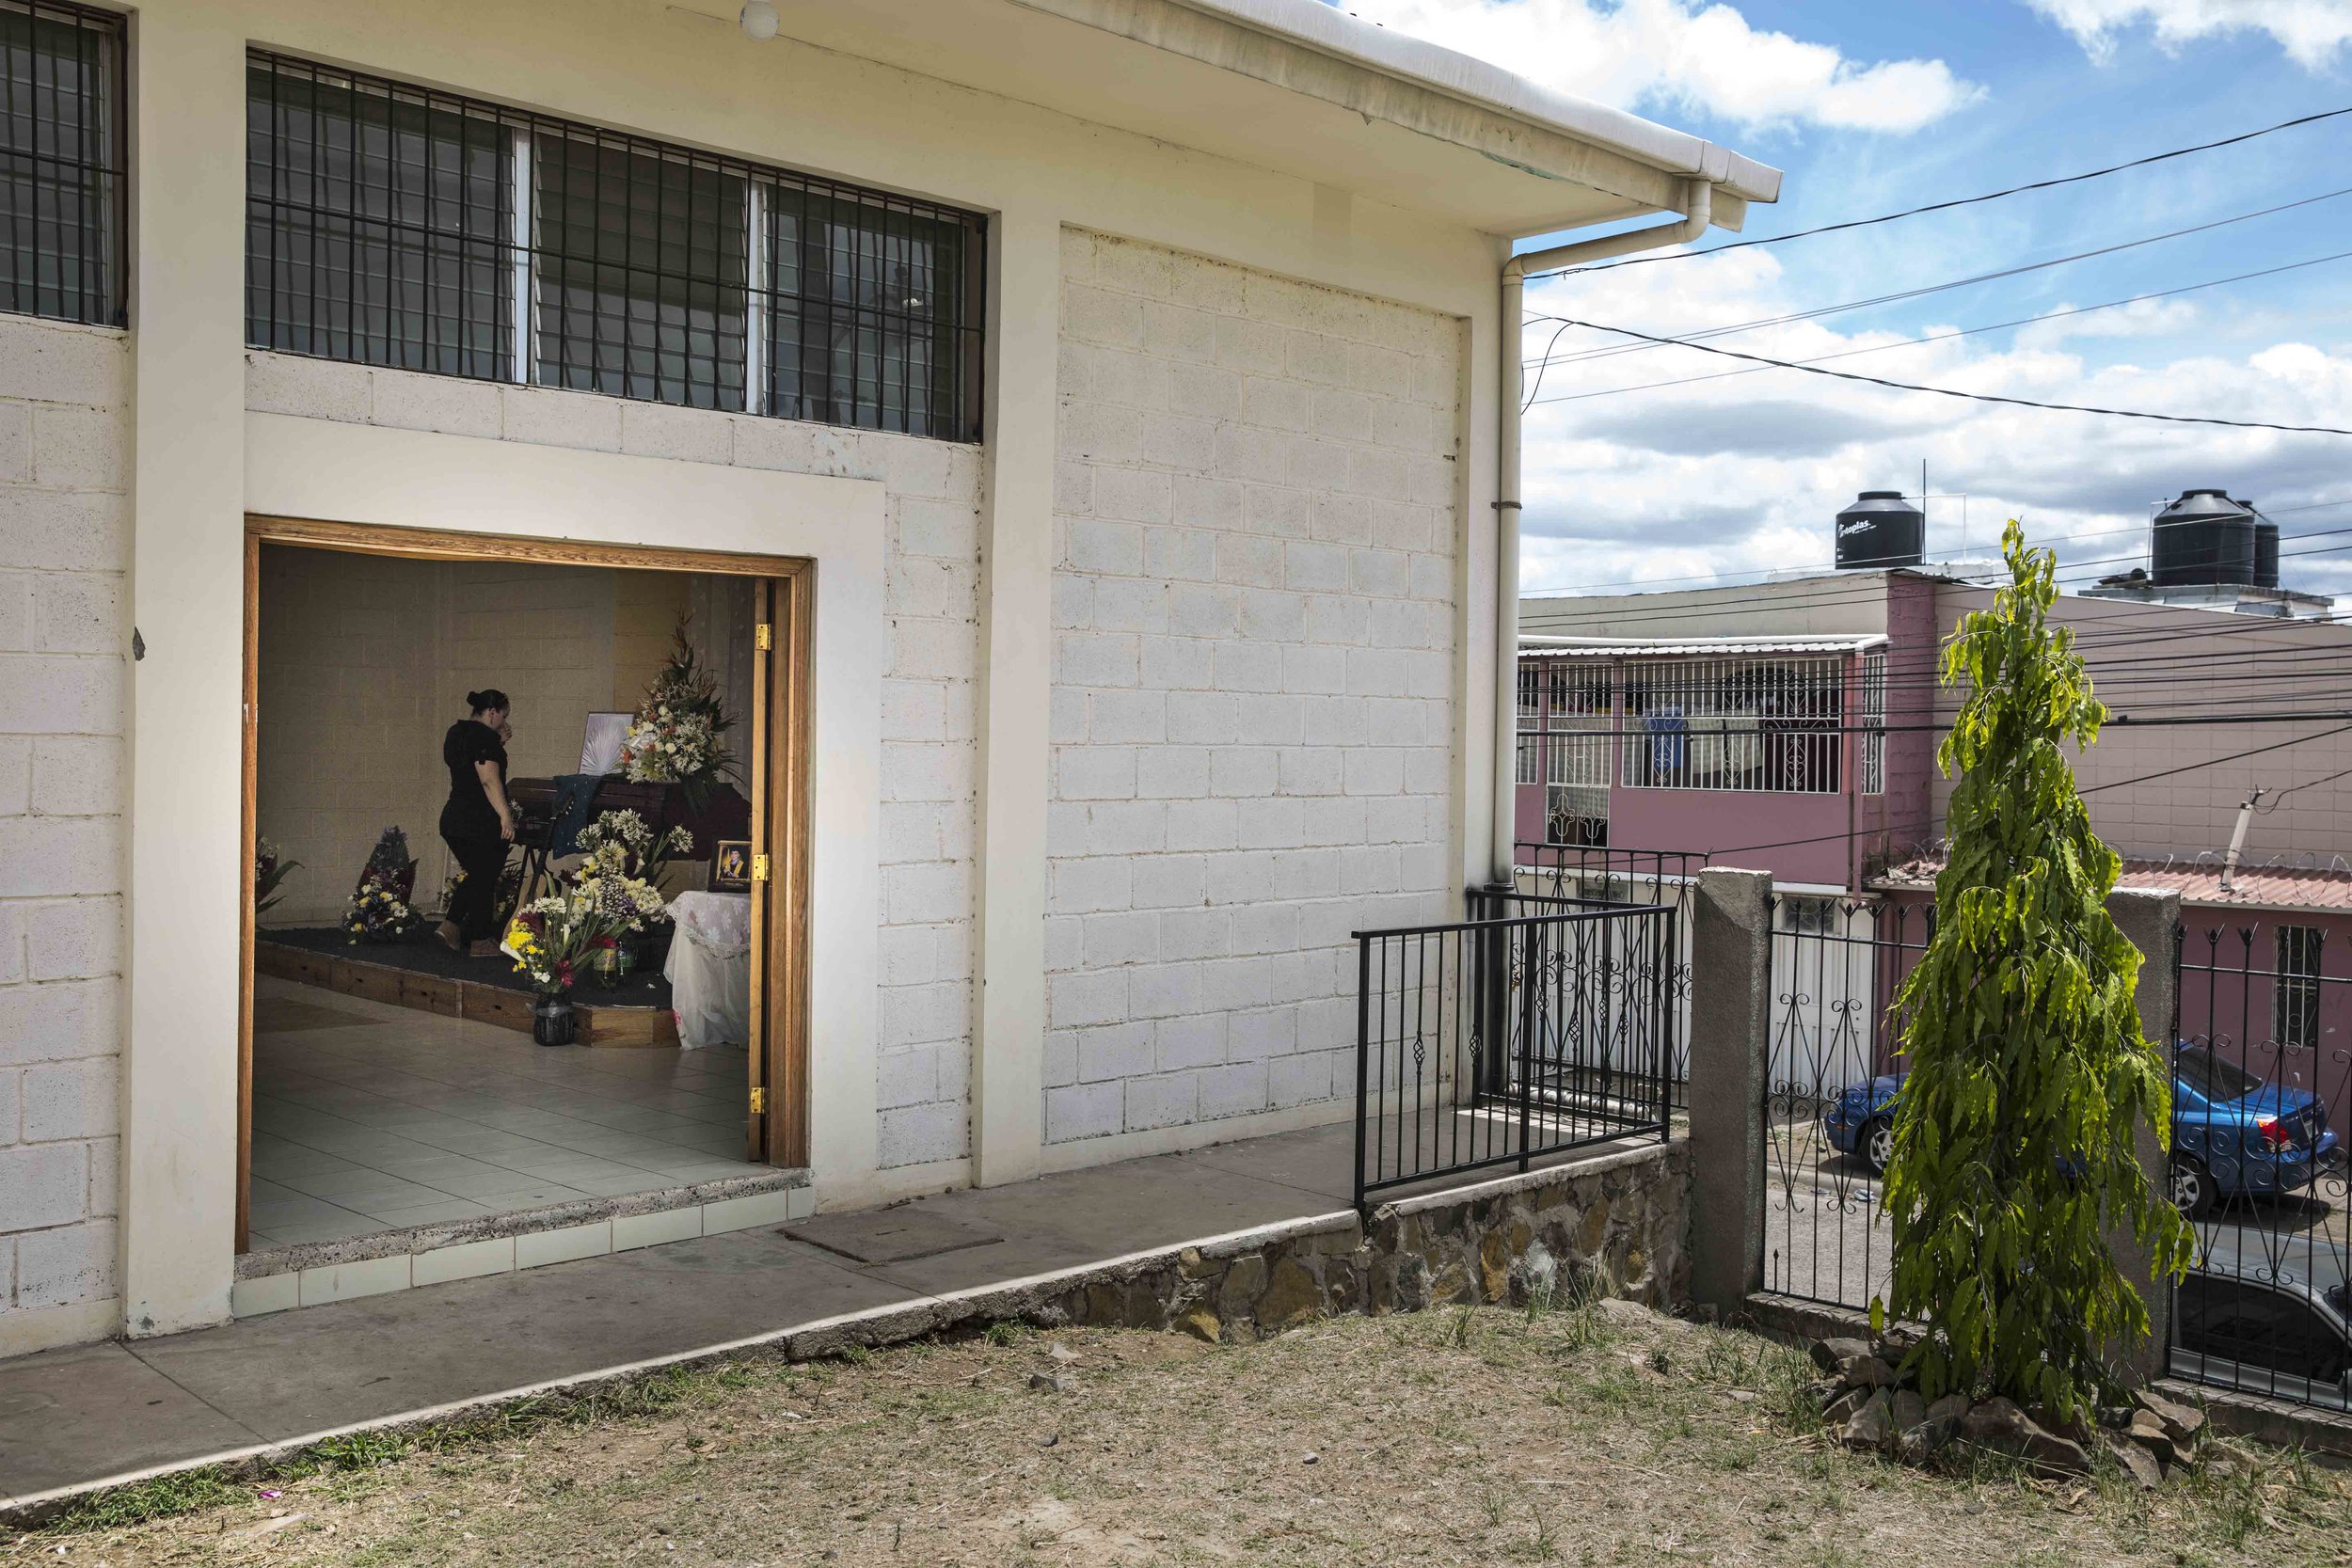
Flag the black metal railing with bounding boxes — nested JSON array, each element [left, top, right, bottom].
[[2169, 920, 2352, 1411], [1353, 891, 1676, 1210], [1758, 896, 1933, 1309], [1515, 842, 1702, 1098]]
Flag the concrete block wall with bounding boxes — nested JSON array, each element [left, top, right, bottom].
[[255, 546, 450, 927], [247, 355, 981, 1170], [256, 549, 638, 926], [1043, 230, 1461, 1147], [0, 317, 130, 1345]]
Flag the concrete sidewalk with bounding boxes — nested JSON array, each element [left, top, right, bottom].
[[1, 1119, 1386, 1510]]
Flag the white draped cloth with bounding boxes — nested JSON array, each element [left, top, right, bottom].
[[664, 891, 752, 1050]]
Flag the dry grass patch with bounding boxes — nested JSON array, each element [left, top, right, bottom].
[[7, 1297, 2344, 1566]]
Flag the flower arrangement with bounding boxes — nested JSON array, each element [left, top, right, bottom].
[[254, 838, 299, 917], [503, 811, 686, 994], [342, 827, 421, 943], [500, 896, 617, 997], [619, 625, 733, 789], [574, 809, 691, 877]]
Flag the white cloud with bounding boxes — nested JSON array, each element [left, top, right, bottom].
[[2010, 295, 2200, 350], [2027, 0, 2352, 69], [1339, 0, 1983, 134], [1515, 256, 2352, 602]]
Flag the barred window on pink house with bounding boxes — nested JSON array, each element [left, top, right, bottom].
[[1859, 652, 1886, 797], [1621, 656, 1842, 794]]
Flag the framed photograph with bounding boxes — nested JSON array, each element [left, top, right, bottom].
[[710, 839, 753, 893], [580, 711, 634, 775]]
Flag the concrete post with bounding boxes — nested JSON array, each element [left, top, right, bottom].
[[1688, 867, 1774, 1318], [2107, 886, 2182, 1384]]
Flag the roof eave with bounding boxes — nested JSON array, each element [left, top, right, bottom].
[[1009, 0, 1782, 228]]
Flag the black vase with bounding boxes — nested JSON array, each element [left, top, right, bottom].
[[532, 996, 578, 1047]]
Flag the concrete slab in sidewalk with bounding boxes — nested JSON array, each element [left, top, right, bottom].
[[123, 1232, 917, 1443], [0, 1342, 260, 1500], [0, 1117, 1365, 1512]]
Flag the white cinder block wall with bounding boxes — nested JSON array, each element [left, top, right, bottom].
[[245, 355, 982, 1172], [0, 317, 130, 1343], [1044, 230, 1462, 1146]]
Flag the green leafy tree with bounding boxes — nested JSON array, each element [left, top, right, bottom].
[[1877, 519, 2191, 1418]]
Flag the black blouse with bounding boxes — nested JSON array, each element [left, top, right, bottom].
[[439, 720, 509, 839]]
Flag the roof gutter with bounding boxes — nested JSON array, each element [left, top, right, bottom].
[[1491, 179, 1713, 883]]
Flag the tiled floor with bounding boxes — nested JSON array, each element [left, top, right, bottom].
[[246, 976, 762, 1250]]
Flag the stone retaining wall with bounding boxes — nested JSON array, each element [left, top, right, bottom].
[[960, 1140, 1689, 1345]]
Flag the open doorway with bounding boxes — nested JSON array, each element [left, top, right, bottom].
[[236, 518, 810, 1256]]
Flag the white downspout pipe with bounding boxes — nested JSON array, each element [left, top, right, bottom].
[[1491, 178, 1714, 883]]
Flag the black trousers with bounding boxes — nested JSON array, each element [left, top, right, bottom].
[[442, 831, 511, 942]]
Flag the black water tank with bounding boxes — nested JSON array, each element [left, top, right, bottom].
[[1835, 490, 1925, 569], [2256, 520, 2280, 588], [2151, 488, 2257, 587]]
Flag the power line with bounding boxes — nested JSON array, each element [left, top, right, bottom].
[[1521, 247, 2352, 404], [1518, 103, 2352, 284], [1676, 722, 2352, 863], [1522, 499, 2352, 598], [1518, 535, 2352, 638], [1518, 184, 2352, 398], [1524, 318, 2352, 436]]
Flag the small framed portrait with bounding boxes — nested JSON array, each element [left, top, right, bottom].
[[711, 839, 754, 893]]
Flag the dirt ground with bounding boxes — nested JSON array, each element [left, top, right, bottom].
[[9, 1300, 2348, 1568]]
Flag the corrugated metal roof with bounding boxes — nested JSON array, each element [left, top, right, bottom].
[[1870, 853, 2352, 914], [1519, 634, 1889, 659]]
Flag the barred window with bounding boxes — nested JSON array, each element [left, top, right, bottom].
[[246, 52, 986, 441], [533, 132, 746, 409], [1859, 651, 1886, 797], [2275, 926, 2323, 1052], [1622, 656, 1842, 794], [0, 0, 123, 327], [246, 62, 511, 377], [1515, 733, 1538, 785]]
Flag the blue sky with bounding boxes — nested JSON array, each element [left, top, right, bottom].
[[1335, 0, 2352, 599]]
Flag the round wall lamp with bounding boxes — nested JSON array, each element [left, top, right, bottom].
[[740, 1, 780, 40]]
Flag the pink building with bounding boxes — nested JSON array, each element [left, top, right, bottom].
[[1514, 570, 1942, 891], [1519, 561, 2352, 896]]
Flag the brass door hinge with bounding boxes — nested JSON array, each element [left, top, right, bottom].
[[750, 1085, 767, 1114], [755, 623, 772, 650], [751, 853, 771, 883]]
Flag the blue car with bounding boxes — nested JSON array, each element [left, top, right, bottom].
[[1819, 1043, 2339, 1217]]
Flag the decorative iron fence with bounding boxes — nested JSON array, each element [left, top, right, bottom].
[[1353, 893, 1676, 1210], [2169, 920, 2352, 1411], [1514, 843, 1701, 1099], [1758, 896, 1932, 1309]]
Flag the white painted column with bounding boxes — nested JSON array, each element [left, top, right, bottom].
[[121, 13, 247, 1335], [968, 203, 1058, 1186]]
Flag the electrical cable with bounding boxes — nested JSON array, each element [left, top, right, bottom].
[[1517, 103, 2352, 284], [1520, 247, 2352, 404], [1520, 499, 2352, 598], [1518, 535, 2352, 638], [1517, 184, 2352, 400], [1668, 722, 2352, 863], [1520, 317, 2352, 436]]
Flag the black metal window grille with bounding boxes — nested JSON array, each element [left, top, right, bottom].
[[246, 51, 986, 442], [0, 0, 123, 327], [2274, 924, 2324, 1053], [246, 58, 512, 378]]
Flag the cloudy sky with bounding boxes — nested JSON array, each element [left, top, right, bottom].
[[1334, 0, 2352, 601]]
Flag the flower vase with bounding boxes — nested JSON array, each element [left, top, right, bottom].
[[532, 994, 578, 1047]]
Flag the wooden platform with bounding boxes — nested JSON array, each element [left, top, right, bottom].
[[257, 941, 680, 1049]]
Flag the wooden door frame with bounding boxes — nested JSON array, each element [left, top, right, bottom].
[[238, 515, 815, 1250]]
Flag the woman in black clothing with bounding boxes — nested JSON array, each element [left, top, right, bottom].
[[436, 689, 516, 958]]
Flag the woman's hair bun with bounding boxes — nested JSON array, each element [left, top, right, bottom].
[[467, 689, 509, 714]]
